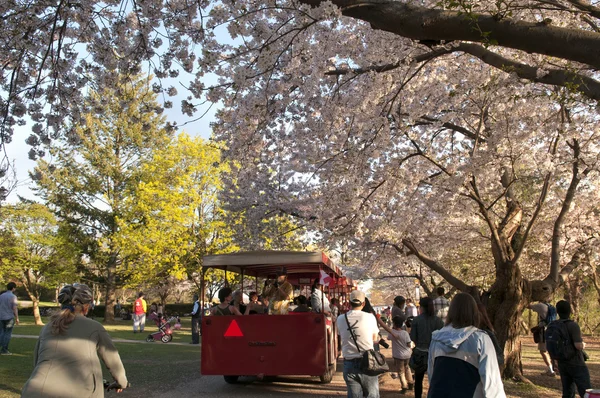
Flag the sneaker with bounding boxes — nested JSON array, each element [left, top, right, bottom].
[[0, 350, 12, 356], [400, 388, 408, 395], [390, 373, 398, 379], [542, 370, 556, 377]]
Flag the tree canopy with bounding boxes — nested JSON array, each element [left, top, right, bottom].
[[2, 0, 600, 159]]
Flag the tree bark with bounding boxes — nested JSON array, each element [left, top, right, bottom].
[[103, 254, 118, 324], [21, 269, 44, 326], [299, 0, 600, 69], [32, 299, 43, 326], [565, 275, 583, 322]]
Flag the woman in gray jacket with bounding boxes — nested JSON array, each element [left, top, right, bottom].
[[427, 293, 505, 398], [21, 284, 127, 397]]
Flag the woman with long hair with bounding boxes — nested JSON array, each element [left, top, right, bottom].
[[409, 297, 444, 398], [21, 284, 128, 397], [427, 293, 505, 398]]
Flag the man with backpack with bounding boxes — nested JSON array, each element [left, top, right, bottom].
[[527, 300, 558, 376], [545, 300, 591, 398]]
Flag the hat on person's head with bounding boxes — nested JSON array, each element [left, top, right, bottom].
[[276, 267, 288, 276], [72, 284, 93, 305], [350, 290, 366, 304], [58, 285, 77, 305]]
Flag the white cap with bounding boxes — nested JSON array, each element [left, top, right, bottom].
[[350, 290, 366, 304]]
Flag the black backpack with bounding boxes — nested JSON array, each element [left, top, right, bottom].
[[545, 320, 577, 361]]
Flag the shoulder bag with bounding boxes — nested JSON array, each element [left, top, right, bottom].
[[344, 313, 389, 376]]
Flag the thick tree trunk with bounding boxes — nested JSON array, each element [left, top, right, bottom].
[[104, 257, 118, 324], [487, 265, 528, 380], [21, 271, 44, 326], [32, 298, 43, 326], [299, 0, 600, 69], [565, 275, 582, 322]]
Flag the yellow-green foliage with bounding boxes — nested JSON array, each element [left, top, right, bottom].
[[0, 203, 78, 294], [115, 133, 237, 285]]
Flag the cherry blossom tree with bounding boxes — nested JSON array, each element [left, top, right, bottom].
[[3, 0, 600, 378], [2, 0, 600, 159], [187, 2, 599, 379]]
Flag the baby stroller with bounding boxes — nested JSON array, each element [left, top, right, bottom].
[[146, 312, 178, 343]]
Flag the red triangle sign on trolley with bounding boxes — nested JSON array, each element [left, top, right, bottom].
[[223, 320, 243, 337]]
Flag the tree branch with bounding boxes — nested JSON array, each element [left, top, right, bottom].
[[300, 0, 600, 69], [401, 238, 471, 292], [326, 41, 600, 100], [512, 125, 561, 265], [455, 43, 600, 101], [547, 139, 590, 283], [415, 116, 485, 142], [564, 0, 600, 19], [468, 176, 507, 265], [325, 46, 455, 76]]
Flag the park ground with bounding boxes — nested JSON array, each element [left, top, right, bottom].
[[1, 316, 598, 397]]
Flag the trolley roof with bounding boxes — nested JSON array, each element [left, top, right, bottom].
[[202, 251, 342, 278]]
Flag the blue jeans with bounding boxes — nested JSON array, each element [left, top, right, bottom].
[[0, 318, 15, 351], [558, 362, 591, 398], [343, 359, 380, 398]]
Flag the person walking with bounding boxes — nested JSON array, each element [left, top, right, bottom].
[[0, 282, 19, 355], [189, 294, 201, 344], [378, 315, 414, 394], [546, 300, 591, 398], [336, 290, 380, 398], [432, 287, 450, 321], [427, 293, 505, 398], [528, 300, 558, 376], [21, 284, 127, 397], [410, 297, 444, 398], [132, 292, 147, 333]]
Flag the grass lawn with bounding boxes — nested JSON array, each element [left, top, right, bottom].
[[18, 301, 57, 308], [0, 316, 199, 398], [12, 315, 193, 343]]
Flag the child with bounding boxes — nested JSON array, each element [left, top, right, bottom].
[[379, 315, 414, 394]]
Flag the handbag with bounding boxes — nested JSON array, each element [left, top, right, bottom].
[[344, 313, 389, 376], [530, 325, 543, 343], [409, 348, 428, 373]]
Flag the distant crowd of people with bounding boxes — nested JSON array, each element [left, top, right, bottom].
[[337, 287, 592, 398]]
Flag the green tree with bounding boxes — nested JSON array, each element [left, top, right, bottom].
[[115, 134, 236, 290], [32, 74, 172, 323], [0, 202, 79, 325]]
